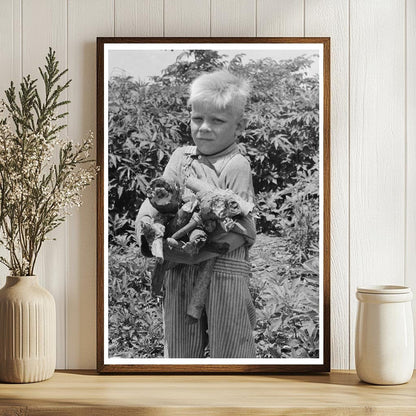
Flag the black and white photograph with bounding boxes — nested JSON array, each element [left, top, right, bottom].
[[97, 38, 330, 373]]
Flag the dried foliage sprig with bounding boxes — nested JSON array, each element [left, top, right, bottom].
[[0, 48, 97, 276]]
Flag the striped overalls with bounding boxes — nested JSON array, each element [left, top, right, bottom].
[[163, 246, 257, 358]]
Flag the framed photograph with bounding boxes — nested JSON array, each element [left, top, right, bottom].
[[97, 37, 330, 373]]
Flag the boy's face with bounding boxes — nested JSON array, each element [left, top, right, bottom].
[[190, 102, 245, 156]]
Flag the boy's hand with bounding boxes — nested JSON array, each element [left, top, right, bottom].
[[163, 240, 219, 265], [162, 232, 245, 265]]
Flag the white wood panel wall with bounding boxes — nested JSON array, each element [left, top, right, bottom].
[[22, 0, 68, 370], [407, 0, 416, 361], [0, 0, 21, 296], [305, 0, 350, 371], [0, 0, 414, 370], [66, 0, 114, 370]]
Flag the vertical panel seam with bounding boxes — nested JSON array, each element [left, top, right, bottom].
[[255, 0, 257, 37], [209, 0, 212, 37], [13, 0, 23, 81], [163, 0, 165, 37], [209, 0, 211, 37], [209, 0, 211, 36], [65, 0, 69, 370], [20, 0, 23, 79], [303, 0, 305, 37], [404, 0, 407, 286], [348, 0, 351, 370]]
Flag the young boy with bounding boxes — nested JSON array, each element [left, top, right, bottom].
[[136, 70, 257, 358]]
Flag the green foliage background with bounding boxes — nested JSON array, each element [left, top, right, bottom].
[[108, 50, 320, 359]]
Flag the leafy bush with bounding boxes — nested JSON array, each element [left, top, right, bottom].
[[109, 232, 320, 359], [250, 234, 319, 358], [108, 50, 231, 240], [108, 51, 319, 238], [108, 75, 187, 240], [107, 49, 320, 359], [257, 159, 319, 263], [237, 55, 319, 196], [253, 275, 319, 358], [108, 238, 164, 358]]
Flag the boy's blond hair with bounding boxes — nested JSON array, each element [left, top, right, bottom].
[[188, 70, 250, 116]]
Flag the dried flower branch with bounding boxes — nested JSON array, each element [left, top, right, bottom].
[[0, 48, 97, 276]]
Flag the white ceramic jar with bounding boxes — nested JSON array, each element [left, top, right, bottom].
[[355, 285, 414, 385]]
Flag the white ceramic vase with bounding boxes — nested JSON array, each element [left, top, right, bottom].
[[0, 276, 56, 383], [355, 285, 414, 385]]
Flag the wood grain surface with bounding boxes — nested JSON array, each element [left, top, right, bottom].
[[22, 0, 68, 369], [406, 0, 416, 349], [67, 0, 114, 369], [257, 0, 304, 37], [0, 371, 415, 415], [165, 0, 210, 37], [305, 0, 349, 371], [0, 0, 21, 287], [211, 0, 256, 37], [115, 0, 163, 37], [349, 0, 406, 369]]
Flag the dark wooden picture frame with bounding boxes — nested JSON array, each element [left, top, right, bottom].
[[97, 37, 330, 373]]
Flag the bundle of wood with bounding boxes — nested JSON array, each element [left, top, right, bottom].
[[137, 176, 253, 321]]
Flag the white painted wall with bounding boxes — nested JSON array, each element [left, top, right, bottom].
[[0, 0, 414, 370]]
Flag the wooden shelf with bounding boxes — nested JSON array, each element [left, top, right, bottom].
[[0, 370, 415, 415]]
